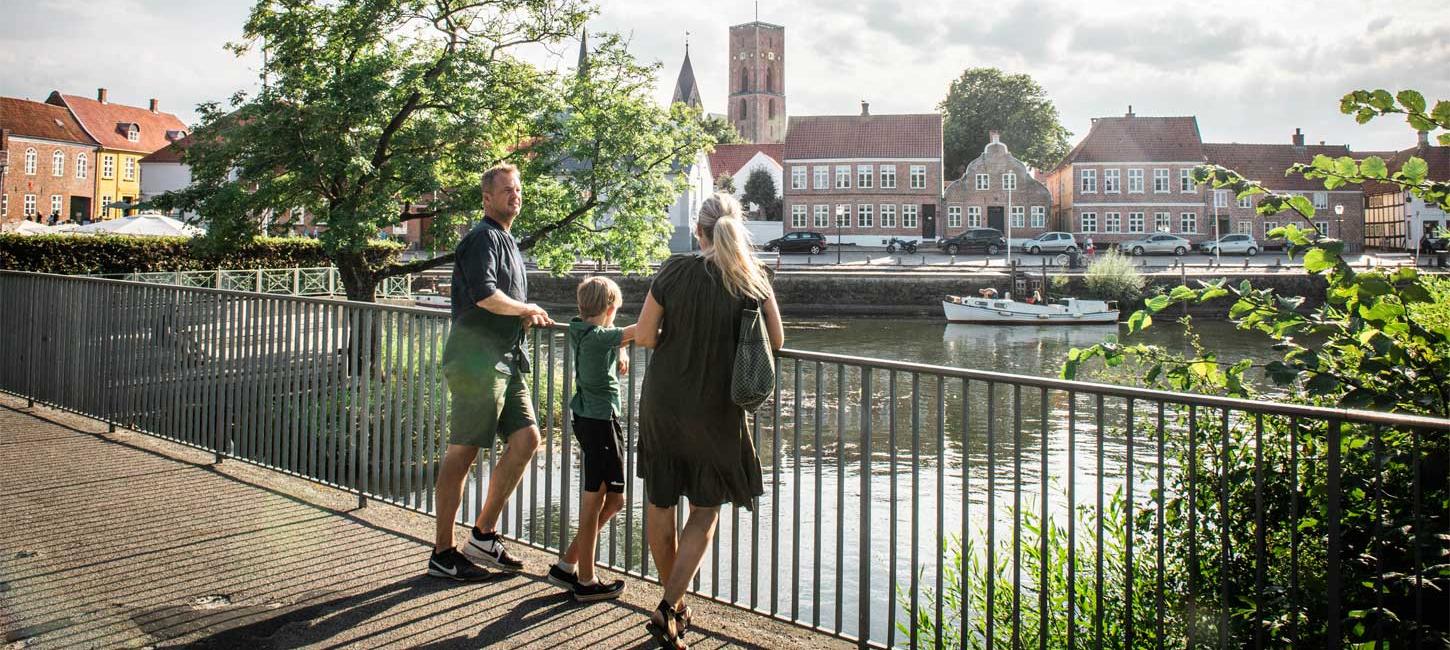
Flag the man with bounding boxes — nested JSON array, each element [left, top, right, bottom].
[[428, 163, 553, 581]]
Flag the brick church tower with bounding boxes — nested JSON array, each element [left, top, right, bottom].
[[728, 20, 785, 144]]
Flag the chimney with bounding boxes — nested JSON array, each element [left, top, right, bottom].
[[1419, 130, 1430, 147], [989, 130, 1001, 143], [1125, 105, 1135, 118], [97, 88, 108, 104], [149, 98, 159, 113], [1292, 127, 1304, 146], [860, 100, 870, 117]]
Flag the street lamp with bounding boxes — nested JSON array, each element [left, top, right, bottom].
[[1334, 203, 1344, 244]]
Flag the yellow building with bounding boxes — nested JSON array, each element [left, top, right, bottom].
[[47, 89, 186, 220]]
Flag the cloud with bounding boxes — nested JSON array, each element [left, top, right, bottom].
[[1067, 14, 1262, 72]]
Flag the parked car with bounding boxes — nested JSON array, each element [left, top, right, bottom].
[[763, 231, 829, 254], [1200, 233, 1260, 256], [938, 228, 1005, 255], [1121, 233, 1192, 256], [1019, 231, 1079, 255]]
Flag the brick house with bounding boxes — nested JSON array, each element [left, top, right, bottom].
[[941, 130, 1052, 243], [0, 97, 99, 224], [1042, 110, 1212, 247], [782, 105, 943, 246], [1363, 131, 1449, 251], [47, 89, 188, 220], [1202, 128, 1366, 251]]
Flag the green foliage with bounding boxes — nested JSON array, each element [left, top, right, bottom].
[[742, 167, 781, 221], [715, 172, 737, 194], [1083, 249, 1146, 306], [699, 114, 744, 144], [0, 234, 398, 275], [938, 68, 1072, 175], [162, 0, 711, 300]]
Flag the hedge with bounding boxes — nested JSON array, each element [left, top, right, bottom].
[[0, 234, 401, 275]]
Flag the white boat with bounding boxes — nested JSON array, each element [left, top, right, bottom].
[[943, 295, 1119, 325], [414, 292, 450, 310]]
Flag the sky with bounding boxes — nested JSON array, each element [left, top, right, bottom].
[[3, 0, 1446, 154]]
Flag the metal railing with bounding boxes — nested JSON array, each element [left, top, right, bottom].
[[1, 270, 1446, 649], [88, 267, 414, 298]]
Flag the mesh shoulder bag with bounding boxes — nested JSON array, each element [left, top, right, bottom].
[[730, 296, 775, 411]]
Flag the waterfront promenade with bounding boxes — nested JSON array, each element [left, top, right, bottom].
[[0, 396, 849, 649]]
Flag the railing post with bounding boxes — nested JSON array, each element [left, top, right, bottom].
[[1326, 419, 1344, 644], [293, 268, 300, 296], [857, 367, 872, 649]]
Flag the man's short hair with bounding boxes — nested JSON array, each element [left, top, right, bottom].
[[576, 276, 622, 318], [481, 163, 519, 194]]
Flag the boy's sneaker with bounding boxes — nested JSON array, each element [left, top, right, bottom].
[[573, 579, 626, 602], [463, 530, 525, 572], [427, 548, 495, 582], [546, 564, 579, 590]]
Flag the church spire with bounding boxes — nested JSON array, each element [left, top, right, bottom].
[[576, 27, 588, 77], [671, 34, 702, 110]]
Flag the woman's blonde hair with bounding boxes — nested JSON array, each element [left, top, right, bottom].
[[696, 193, 772, 300]]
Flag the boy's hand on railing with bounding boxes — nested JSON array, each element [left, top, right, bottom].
[[617, 354, 629, 376]]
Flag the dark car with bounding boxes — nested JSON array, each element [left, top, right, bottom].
[[938, 228, 1006, 255], [763, 231, 829, 254]]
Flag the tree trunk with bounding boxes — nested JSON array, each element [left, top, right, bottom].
[[336, 252, 378, 303]]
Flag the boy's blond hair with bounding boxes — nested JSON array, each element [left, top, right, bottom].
[[576, 276, 622, 318]]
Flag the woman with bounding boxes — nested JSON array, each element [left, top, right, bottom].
[[634, 193, 784, 648]]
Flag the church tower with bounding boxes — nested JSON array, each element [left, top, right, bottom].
[[671, 41, 702, 110], [728, 20, 785, 143]]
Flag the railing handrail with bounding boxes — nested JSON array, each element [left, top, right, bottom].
[[10, 268, 1446, 432]]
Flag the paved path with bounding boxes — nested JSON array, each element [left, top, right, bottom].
[[0, 396, 852, 649]]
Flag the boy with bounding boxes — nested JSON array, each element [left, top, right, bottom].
[[547, 276, 635, 601]]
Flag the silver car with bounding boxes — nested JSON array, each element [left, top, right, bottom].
[[1121, 233, 1192, 256], [1200, 233, 1260, 256], [1019, 231, 1079, 254]]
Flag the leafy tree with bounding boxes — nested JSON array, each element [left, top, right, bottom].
[[715, 172, 736, 194], [160, 0, 710, 301], [700, 114, 744, 144], [742, 167, 780, 221], [939, 68, 1072, 175]]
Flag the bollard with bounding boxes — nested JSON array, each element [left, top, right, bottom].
[[950, 255, 956, 265]]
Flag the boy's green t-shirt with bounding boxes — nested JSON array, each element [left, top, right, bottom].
[[567, 318, 625, 420]]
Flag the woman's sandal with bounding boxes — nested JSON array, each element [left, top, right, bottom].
[[646, 600, 687, 649], [674, 604, 693, 638]]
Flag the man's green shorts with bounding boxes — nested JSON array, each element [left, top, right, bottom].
[[443, 361, 536, 449]]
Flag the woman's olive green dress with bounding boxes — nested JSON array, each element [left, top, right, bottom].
[[638, 254, 765, 509]]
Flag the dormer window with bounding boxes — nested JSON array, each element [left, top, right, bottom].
[[120, 123, 140, 142], [165, 130, 187, 142]]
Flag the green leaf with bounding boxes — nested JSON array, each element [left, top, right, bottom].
[[1306, 372, 1340, 395], [1265, 361, 1299, 385], [1397, 89, 1426, 114], [1169, 285, 1197, 301], [1360, 156, 1389, 179], [1408, 114, 1436, 132], [1433, 100, 1450, 126], [1144, 295, 1171, 313], [1358, 300, 1404, 322], [1401, 156, 1430, 184], [1334, 155, 1358, 177], [1126, 310, 1152, 334], [1370, 89, 1395, 110], [1304, 248, 1335, 273], [1288, 194, 1316, 217]]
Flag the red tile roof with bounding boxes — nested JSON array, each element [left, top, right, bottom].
[[0, 97, 97, 145], [1202, 142, 1362, 192], [784, 114, 941, 160], [1364, 144, 1450, 195], [707, 143, 782, 178], [1055, 116, 1204, 169], [46, 91, 187, 154], [140, 135, 191, 163]]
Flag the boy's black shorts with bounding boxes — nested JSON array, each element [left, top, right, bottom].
[[572, 415, 625, 493]]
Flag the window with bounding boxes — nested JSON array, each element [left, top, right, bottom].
[[123, 157, 136, 181], [1080, 212, 1098, 233], [1236, 221, 1253, 235], [1237, 194, 1252, 209], [947, 205, 962, 228], [836, 204, 851, 228], [909, 165, 927, 189], [1, 194, 7, 218], [791, 166, 806, 190], [102, 155, 115, 179], [1011, 205, 1025, 228], [23, 194, 37, 216], [835, 165, 851, 189], [740, 98, 747, 119], [1105, 212, 1121, 233], [1180, 212, 1198, 234], [813, 204, 829, 228], [1314, 221, 1329, 236], [813, 166, 828, 190], [880, 165, 897, 189], [1153, 169, 1170, 193], [1214, 190, 1228, 207], [1002, 172, 1017, 191], [76, 153, 87, 179], [902, 204, 919, 228], [1080, 169, 1096, 193], [1155, 212, 1171, 232], [101, 195, 111, 216], [24, 148, 37, 175], [52, 150, 65, 177], [857, 164, 874, 188], [126, 125, 139, 142], [968, 206, 982, 228], [1264, 221, 1279, 237], [975, 174, 989, 190], [1313, 192, 1329, 209], [858, 204, 874, 228], [880, 204, 897, 228], [1103, 168, 1120, 193], [50, 194, 62, 216], [791, 204, 807, 228], [1031, 206, 1045, 228], [1127, 169, 1144, 193], [1128, 211, 1145, 233], [1180, 169, 1196, 192]]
